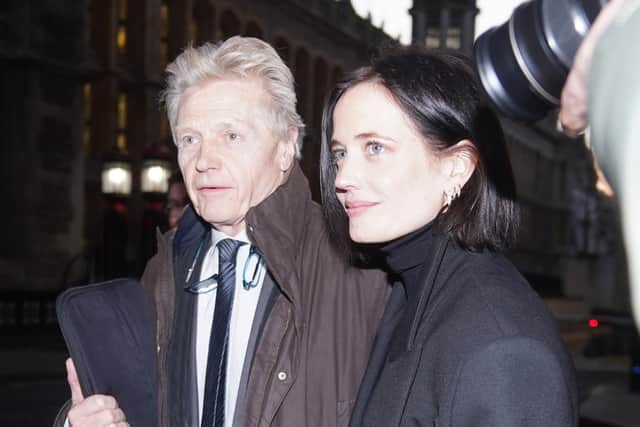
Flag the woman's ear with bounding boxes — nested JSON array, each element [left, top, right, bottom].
[[443, 139, 477, 187], [278, 127, 298, 172]]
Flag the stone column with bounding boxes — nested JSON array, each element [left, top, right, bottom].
[[461, 8, 476, 54], [410, 5, 428, 46], [167, 0, 194, 60], [439, 7, 450, 48]]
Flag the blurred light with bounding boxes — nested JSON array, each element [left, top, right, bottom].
[[588, 318, 599, 328], [147, 166, 166, 183], [141, 160, 171, 193], [112, 201, 127, 214], [632, 365, 640, 375], [101, 161, 132, 195], [117, 26, 127, 52]]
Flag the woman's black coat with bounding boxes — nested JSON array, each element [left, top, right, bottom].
[[350, 234, 578, 427]]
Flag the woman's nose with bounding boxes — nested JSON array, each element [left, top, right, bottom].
[[334, 158, 359, 192]]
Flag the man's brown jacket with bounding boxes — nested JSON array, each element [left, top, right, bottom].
[[141, 164, 389, 426]]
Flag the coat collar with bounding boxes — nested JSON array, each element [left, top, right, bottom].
[[387, 234, 449, 358], [245, 162, 312, 304], [171, 161, 312, 305]]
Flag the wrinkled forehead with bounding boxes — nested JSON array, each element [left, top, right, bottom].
[[176, 77, 274, 130]]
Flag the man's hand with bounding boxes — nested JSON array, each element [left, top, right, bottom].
[[65, 358, 129, 427], [558, 0, 626, 137]]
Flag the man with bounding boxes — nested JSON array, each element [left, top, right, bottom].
[[166, 172, 189, 230], [61, 37, 388, 426]]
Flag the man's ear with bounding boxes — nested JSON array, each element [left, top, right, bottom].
[[278, 127, 298, 172], [441, 139, 477, 187]]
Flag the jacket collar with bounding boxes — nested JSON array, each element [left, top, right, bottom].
[[171, 162, 312, 304], [245, 162, 312, 304], [173, 204, 210, 255]]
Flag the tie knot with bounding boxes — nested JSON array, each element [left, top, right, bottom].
[[217, 238, 243, 264]]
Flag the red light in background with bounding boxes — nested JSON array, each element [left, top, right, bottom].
[[588, 319, 599, 328]]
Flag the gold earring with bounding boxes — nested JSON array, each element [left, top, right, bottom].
[[443, 189, 453, 212], [443, 184, 460, 213], [453, 184, 461, 200]]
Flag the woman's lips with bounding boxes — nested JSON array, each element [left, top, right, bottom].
[[344, 201, 379, 217]]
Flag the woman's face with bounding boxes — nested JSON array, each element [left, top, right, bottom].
[[330, 82, 449, 244]]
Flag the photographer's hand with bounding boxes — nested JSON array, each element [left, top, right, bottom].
[[558, 0, 626, 137]]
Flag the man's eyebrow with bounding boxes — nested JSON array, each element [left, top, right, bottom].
[[174, 125, 198, 134]]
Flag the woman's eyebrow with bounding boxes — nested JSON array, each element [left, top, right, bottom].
[[354, 132, 396, 143], [330, 139, 344, 149]]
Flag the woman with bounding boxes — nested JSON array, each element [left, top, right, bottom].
[[320, 49, 578, 426]]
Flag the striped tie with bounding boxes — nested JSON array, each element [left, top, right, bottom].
[[201, 238, 243, 427]]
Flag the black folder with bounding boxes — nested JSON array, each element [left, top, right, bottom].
[[56, 278, 158, 427]]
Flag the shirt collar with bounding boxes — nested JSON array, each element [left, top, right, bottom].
[[211, 227, 251, 248]]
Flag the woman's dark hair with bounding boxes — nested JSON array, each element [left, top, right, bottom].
[[320, 47, 519, 253]]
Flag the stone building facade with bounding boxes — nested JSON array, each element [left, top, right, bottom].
[[1, 0, 622, 313], [1, 1, 90, 292], [0, 0, 392, 292], [410, 0, 477, 54]]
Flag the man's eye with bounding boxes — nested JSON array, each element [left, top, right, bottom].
[[182, 135, 197, 145], [228, 132, 238, 141], [367, 142, 384, 155]]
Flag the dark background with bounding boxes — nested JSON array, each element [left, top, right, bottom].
[[0, 0, 636, 425]]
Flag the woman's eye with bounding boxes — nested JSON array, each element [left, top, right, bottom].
[[228, 132, 238, 141], [331, 149, 346, 163], [367, 142, 384, 155]]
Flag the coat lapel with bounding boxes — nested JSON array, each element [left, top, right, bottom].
[[354, 237, 449, 427]]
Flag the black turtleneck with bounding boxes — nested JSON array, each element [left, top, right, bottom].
[[381, 222, 436, 302], [349, 222, 441, 423], [377, 222, 438, 357]]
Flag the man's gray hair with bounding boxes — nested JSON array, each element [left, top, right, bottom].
[[161, 36, 305, 157]]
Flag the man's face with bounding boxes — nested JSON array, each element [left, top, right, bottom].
[[175, 78, 295, 236]]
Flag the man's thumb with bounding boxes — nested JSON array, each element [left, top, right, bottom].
[[66, 358, 84, 405]]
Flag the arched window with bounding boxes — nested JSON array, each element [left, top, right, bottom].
[[83, 83, 92, 153], [220, 10, 241, 39], [160, 0, 169, 69], [313, 57, 328, 130], [331, 66, 343, 87], [273, 37, 291, 65], [116, 92, 128, 151], [244, 21, 263, 39], [293, 48, 310, 121], [116, 0, 128, 61], [192, 0, 216, 43]]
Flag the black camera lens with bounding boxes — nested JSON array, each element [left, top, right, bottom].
[[474, 0, 606, 122]]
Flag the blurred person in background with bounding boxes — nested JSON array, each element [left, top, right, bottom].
[[166, 171, 189, 230]]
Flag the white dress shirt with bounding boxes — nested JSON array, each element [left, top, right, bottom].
[[196, 228, 266, 427], [65, 228, 264, 427]]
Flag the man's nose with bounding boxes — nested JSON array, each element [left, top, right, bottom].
[[195, 140, 223, 172]]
